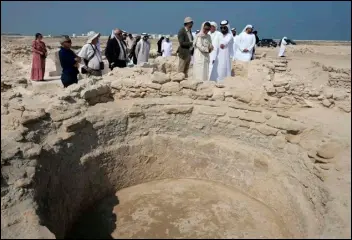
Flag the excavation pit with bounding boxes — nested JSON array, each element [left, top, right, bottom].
[[66, 178, 290, 239], [30, 132, 321, 239]]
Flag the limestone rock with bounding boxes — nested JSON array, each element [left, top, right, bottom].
[[254, 124, 279, 136], [263, 82, 276, 94], [322, 99, 332, 107], [238, 112, 266, 123], [170, 72, 185, 82], [195, 106, 226, 116], [80, 88, 98, 100], [22, 144, 42, 159], [14, 178, 32, 188], [276, 87, 286, 93], [266, 116, 304, 134], [317, 142, 341, 159], [62, 117, 87, 132], [110, 81, 123, 90], [285, 134, 301, 144], [212, 88, 225, 101], [152, 72, 171, 84], [271, 135, 286, 149], [164, 105, 193, 114], [337, 102, 351, 113], [128, 106, 145, 118], [21, 109, 47, 125], [180, 80, 202, 91], [161, 82, 180, 93], [143, 82, 162, 90], [272, 80, 289, 87], [233, 90, 252, 104]]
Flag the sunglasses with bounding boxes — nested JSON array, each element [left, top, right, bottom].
[[220, 26, 227, 29]]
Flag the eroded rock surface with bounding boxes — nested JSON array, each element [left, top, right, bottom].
[[1, 38, 351, 239]]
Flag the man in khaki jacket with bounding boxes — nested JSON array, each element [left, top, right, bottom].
[[177, 17, 194, 78]]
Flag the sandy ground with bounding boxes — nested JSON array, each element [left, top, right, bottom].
[[1, 36, 351, 239]]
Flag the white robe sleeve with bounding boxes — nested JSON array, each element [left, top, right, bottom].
[[219, 34, 233, 47], [228, 37, 234, 58], [236, 34, 244, 52], [195, 36, 209, 53], [247, 35, 256, 52], [135, 41, 141, 57]]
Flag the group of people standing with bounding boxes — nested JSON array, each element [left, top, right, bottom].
[[178, 17, 260, 83], [31, 18, 289, 89], [58, 29, 155, 88], [105, 29, 152, 69], [157, 37, 173, 57]]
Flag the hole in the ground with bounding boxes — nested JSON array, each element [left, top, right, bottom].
[[66, 178, 290, 239], [33, 134, 312, 239]]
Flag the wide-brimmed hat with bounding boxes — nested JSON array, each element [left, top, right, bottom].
[[60, 35, 71, 45], [86, 31, 100, 44], [141, 33, 150, 37], [184, 17, 193, 24]]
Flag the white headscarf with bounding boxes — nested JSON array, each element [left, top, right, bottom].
[[241, 24, 253, 33], [220, 20, 231, 34], [193, 21, 208, 47], [282, 36, 288, 40], [210, 21, 217, 29], [110, 30, 115, 39], [140, 33, 150, 55]]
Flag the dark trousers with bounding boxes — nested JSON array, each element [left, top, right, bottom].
[[110, 60, 127, 70], [61, 72, 78, 88]]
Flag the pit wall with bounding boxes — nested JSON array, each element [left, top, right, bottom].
[[1, 56, 350, 239], [54, 56, 351, 113], [33, 103, 323, 238], [2, 94, 344, 238]]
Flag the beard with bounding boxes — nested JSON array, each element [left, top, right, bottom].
[[221, 29, 228, 34]]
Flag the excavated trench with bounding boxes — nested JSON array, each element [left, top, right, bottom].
[[32, 129, 321, 239]]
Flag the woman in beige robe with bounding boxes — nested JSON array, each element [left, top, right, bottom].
[[192, 22, 213, 81]]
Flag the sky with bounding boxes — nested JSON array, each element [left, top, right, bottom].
[[1, 1, 351, 40]]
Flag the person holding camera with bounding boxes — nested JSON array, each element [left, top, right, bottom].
[[78, 31, 104, 77]]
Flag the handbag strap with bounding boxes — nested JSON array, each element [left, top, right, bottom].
[[87, 43, 96, 62]]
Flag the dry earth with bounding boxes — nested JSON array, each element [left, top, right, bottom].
[[1, 36, 351, 239]]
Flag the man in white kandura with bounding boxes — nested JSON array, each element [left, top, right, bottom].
[[231, 28, 239, 61], [209, 20, 234, 82], [208, 21, 222, 80], [135, 33, 151, 65], [193, 21, 213, 81], [161, 37, 173, 57], [278, 37, 288, 57], [235, 24, 256, 62]]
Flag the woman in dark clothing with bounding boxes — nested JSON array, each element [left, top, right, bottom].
[[253, 31, 260, 44], [58, 36, 80, 88], [129, 35, 141, 65], [157, 36, 165, 56]]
